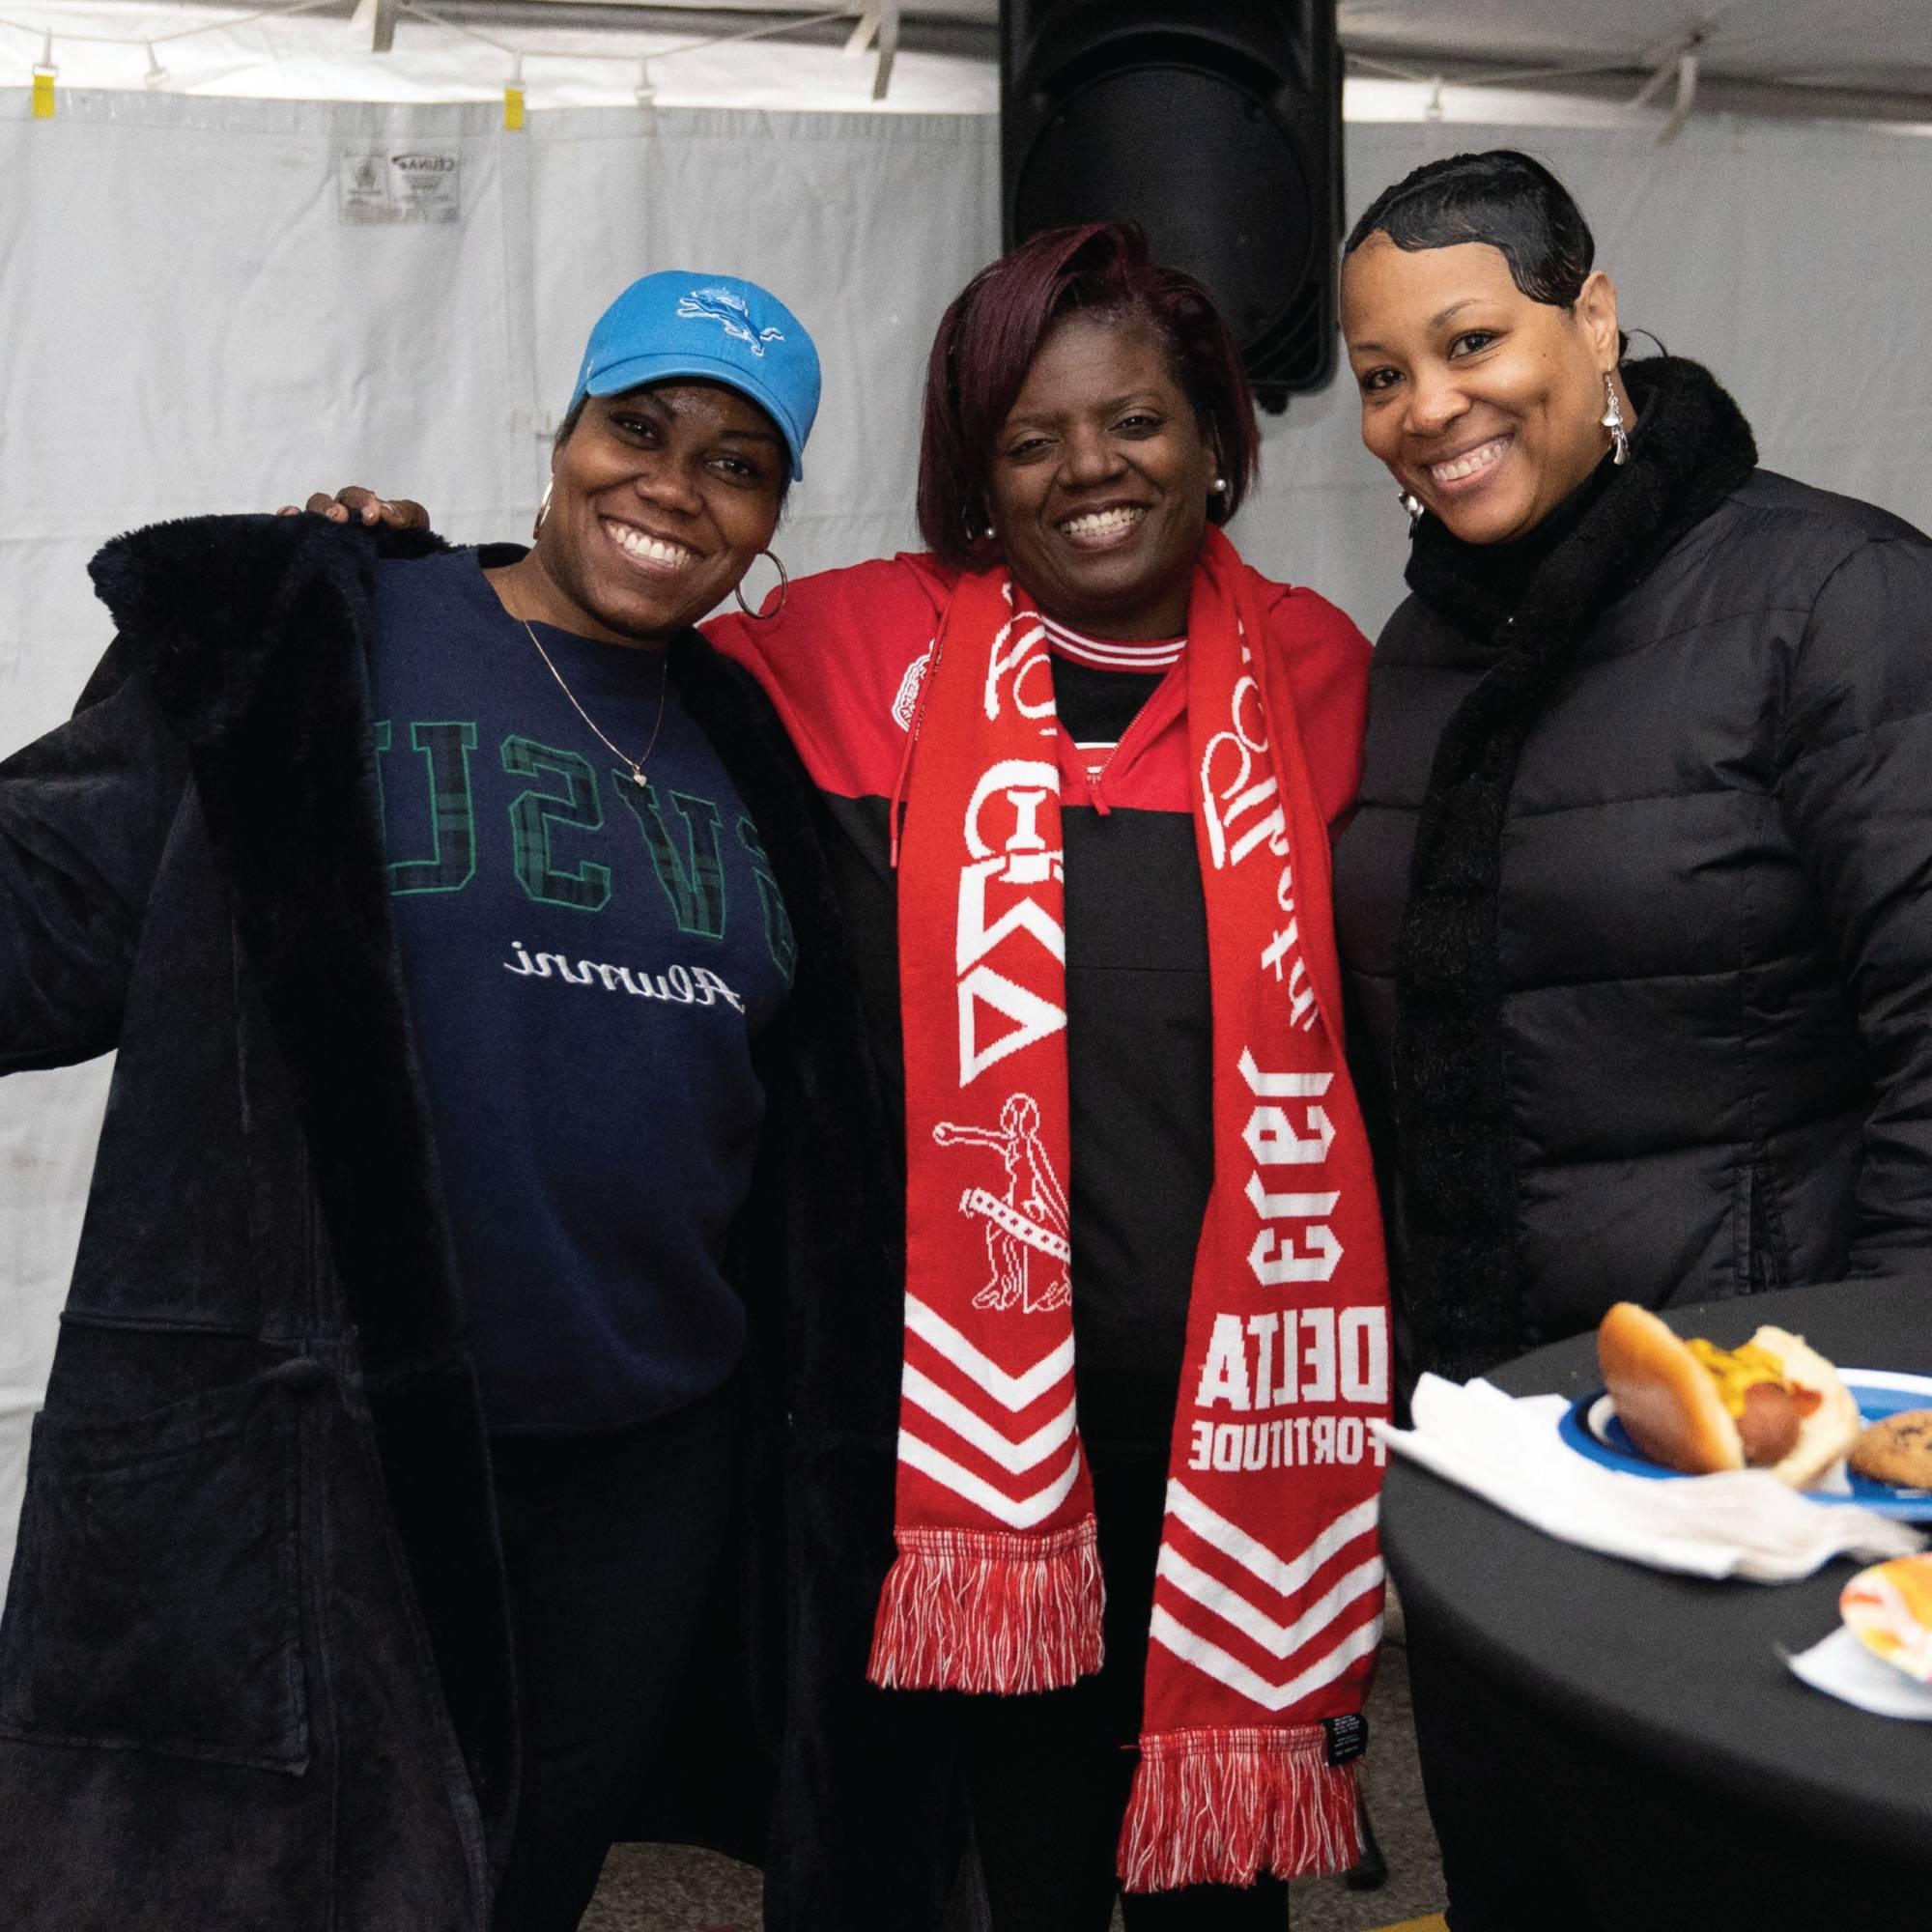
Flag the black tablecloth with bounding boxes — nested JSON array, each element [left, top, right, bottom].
[[1381, 1275, 1932, 1929]]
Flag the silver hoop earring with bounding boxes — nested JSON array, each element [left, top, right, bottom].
[[532, 480, 554, 541], [734, 549, 789, 621], [1398, 487, 1424, 528], [1602, 373, 1631, 467]]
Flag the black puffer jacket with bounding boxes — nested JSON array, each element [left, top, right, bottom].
[[1334, 359, 1932, 1379]]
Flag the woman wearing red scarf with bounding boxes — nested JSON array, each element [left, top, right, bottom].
[[709, 223, 1391, 1930], [305, 223, 1390, 1929]]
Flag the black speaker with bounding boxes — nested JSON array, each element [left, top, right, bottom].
[[1001, 1, 1344, 407]]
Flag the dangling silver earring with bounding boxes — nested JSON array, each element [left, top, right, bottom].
[[532, 480, 554, 541], [734, 550, 789, 620], [1398, 488, 1424, 528], [1602, 373, 1630, 467]]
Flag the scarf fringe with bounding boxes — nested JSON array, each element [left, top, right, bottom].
[[1117, 1726, 1362, 1893], [866, 1520, 1102, 1693]]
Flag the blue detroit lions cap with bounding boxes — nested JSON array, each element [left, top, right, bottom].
[[569, 271, 820, 481]]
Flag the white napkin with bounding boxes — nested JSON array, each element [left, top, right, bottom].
[[1786, 1625, 1932, 1719], [1374, 1374, 1925, 1582]]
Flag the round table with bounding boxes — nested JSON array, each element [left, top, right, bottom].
[[1380, 1275, 1932, 1929]]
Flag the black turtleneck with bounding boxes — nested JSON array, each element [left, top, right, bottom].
[[1401, 356, 1744, 652], [1408, 444, 1620, 639]]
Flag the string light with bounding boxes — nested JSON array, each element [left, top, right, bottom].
[[395, 0, 856, 115], [4, 2, 865, 116], [1346, 49, 1669, 93], [5, 0, 347, 56], [2, 12, 1905, 130], [1340, 43, 1733, 138]]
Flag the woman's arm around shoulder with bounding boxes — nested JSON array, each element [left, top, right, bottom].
[[1777, 523, 1932, 1262], [1255, 577, 1374, 837]]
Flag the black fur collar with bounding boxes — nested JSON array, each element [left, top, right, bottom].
[[1405, 355, 1757, 639], [1390, 357, 1758, 1380], [87, 511, 526, 1850], [92, 512, 462, 1373], [90, 512, 447, 741]]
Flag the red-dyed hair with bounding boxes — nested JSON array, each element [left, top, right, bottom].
[[916, 222, 1260, 572]]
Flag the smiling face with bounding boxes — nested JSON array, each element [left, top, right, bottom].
[[1341, 236, 1627, 546], [509, 382, 786, 645], [986, 313, 1218, 640]]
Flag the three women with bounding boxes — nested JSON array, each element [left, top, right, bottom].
[[10, 141, 1931, 1932]]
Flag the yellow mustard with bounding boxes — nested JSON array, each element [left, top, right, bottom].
[[1686, 1338, 1784, 1419]]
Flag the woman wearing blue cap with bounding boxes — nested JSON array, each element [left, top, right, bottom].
[[0, 273, 859, 1932]]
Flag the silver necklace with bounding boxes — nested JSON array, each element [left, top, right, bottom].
[[521, 619, 668, 790]]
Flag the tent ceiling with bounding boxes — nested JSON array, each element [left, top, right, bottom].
[[474, 1, 1932, 103], [1339, 0, 1932, 98], [10, 1, 1928, 117], [426, 0, 1000, 58]]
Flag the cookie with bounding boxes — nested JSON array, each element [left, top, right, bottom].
[[1850, 1409, 1932, 1489]]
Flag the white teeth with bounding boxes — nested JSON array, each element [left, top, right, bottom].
[[1429, 439, 1510, 485], [608, 521, 693, 568], [1061, 506, 1144, 538]]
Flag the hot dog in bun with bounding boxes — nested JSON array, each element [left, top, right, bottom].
[[1596, 1302, 1860, 1488]]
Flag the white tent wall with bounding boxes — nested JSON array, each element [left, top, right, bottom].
[[3, 93, 1930, 1574]]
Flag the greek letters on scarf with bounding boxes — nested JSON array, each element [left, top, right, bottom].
[[869, 526, 1391, 1891], [1393, 356, 1758, 1381]]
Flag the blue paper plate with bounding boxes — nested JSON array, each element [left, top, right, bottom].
[[1557, 1370, 1932, 1520]]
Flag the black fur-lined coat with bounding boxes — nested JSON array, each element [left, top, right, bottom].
[[1335, 359, 1932, 1380], [0, 514, 940, 1929]]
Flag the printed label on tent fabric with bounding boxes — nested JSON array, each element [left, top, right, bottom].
[[339, 149, 461, 225]]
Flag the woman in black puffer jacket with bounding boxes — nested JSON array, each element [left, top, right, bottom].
[[1333, 149, 1932, 1388]]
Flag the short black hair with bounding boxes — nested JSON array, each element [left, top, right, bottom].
[[1345, 150, 1596, 308]]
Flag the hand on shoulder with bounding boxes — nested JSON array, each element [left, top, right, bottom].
[[273, 485, 428, 530]]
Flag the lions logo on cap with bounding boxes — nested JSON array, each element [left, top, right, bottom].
[[676, 285, 784, 358]]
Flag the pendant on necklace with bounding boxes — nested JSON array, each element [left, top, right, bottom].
[[629, 766, 647, 788]]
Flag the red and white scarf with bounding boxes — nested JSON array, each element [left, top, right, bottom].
[[868, 528, 1391, 1890]]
